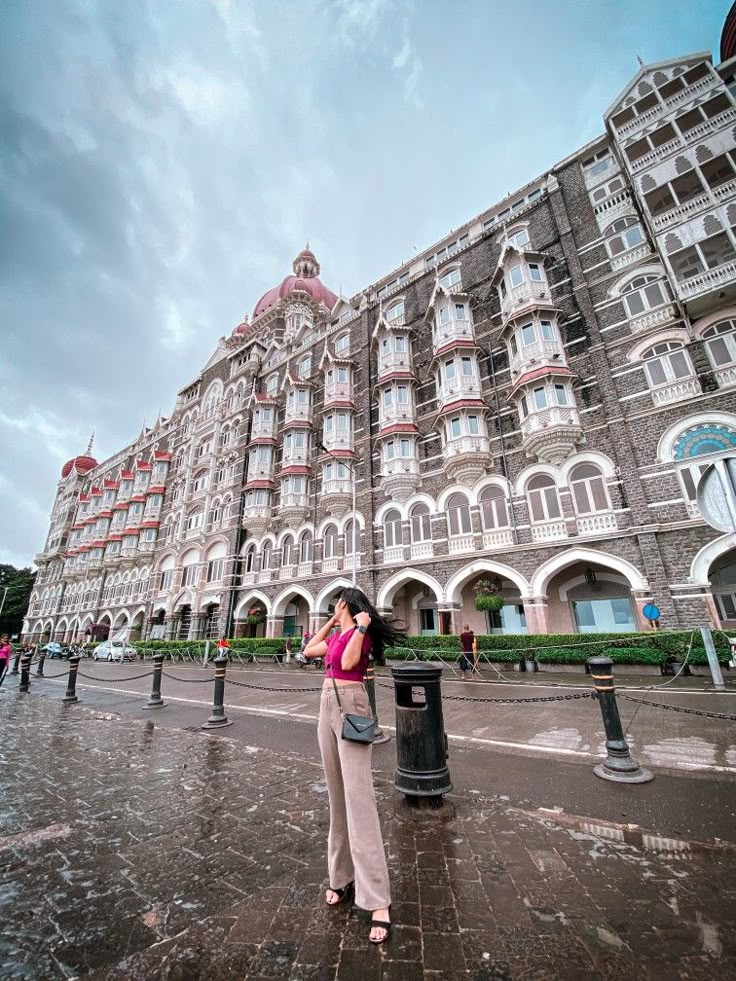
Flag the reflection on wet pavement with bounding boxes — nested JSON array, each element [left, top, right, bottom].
[[1, 694, 735, 979]]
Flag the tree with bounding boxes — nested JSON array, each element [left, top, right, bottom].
[[0, 565, 36, 639]]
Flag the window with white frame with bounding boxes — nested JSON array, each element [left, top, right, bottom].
[[410, 503, 431, 542], [508, 228, 530, 249], [298, 356, 311, 378], [323, 524, 338, 559], [323, 461, 349, 482], [528, 262, 543, 282], [569, 463, 611, 514], [191, 470, 208, 494], [208, 502, 222, 526], [261, 541, 273, 569], [344, 519, 358, 555], [527, 474, 562, 522], [282, 475, 306, 497], [385, 437, 414, 459], [479, 485, 509, 529], [299, 531, 313, 562], [439, 268, 461, 289], [621, 275, 670, 317], [508, 264, 524, 287], [266, 373, 279, 394], [641, 341, 695, 388], [383, 509, 403, 548], [182, 563, 198, 586], [281, 536, 296, 567], [702, 320, 736, 370], [446, 493, 472, 536], [244, 547, 256, 573], [186, 510, 204, 531], [386, 300, 405, 323], [335, 332, 350, 353], [207, 558, 224, 583], [605, 217, 645, 257]]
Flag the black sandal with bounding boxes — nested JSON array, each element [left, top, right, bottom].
[[325, 881, 354, 906], [369, 908, 392, 945]]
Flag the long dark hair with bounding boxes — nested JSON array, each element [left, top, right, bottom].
[[338, 587, 406, 666]]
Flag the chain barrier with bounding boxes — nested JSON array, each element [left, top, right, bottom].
[[77, 670, 154, 683], [442, 690, 595, 704], [227, 677, 323, 693], [620, 692, 736, 722], [38, 670, 72, 679], [161, 672, 212, 684]]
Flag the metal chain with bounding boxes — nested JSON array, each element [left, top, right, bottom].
[[161, 672, 212, 684], [620, 692, 736, 722], [226, 677, 323, 693], [36, 671, 70, 679], [77, 670, 154, 682], [440, 690, 594, 704]]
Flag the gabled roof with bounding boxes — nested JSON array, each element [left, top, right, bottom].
[[604, 52, 711, 118], [490, 245, 549, 287], [201, 338, 230, 373], [423, 279, 472, 322]]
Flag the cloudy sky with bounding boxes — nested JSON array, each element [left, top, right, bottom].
[[0, 0, 727, 568]]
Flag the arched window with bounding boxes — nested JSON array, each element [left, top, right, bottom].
[[410, 503, 431, 542], [605, 216, 645, 257], [479, 486, 509, 530], [642, 341, 694, 388], [527, 475, 562, 522], [192, 469, 208, 494], [323, 524, 339, 559], [282, 535, 295, 567], [299, 531, 313, 563], [262, 541, 273, 570], [446, 493, 471, 536], [702, 319, 736, 369], [344, 519, 359, 555], [186, 508, 204, 531], [335, 332, 350, 354], [298, 356, 312, 378], [208, 500, 222, 527], [569, 464, 611, 515], [672, 422, 736, 508], [383, 509, 403, 549], [244, 545, 256, 573], [621, 275, 670, 317]]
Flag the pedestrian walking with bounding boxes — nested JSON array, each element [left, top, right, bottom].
[[304, 587, 405, 945], [0, 634, 13, 689], [459, 624, 480, 681]]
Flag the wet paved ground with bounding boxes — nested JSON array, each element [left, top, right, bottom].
[[2, 689, 736, 980]]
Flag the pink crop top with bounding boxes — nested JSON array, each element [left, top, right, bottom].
[[326, 627, 372, 682]]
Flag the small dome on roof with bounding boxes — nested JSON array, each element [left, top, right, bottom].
[[62, 434, 97, 479], [253, 247, 338, 320]]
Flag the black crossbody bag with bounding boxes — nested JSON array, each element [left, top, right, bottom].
[[330, 642, 376, 744]]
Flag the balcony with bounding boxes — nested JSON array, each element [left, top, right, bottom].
[[594, 190, 634, 226], [432, 316, 475, 351], [610, 242, 651, 271], [682, 107, 736, 143], [410, 542, 433, 560], [630, 138, 681, 173], [651, 192, 711, 232], [297, 561, 314, 578], [677, 259, 736, 303], [279, 491, 310, 525], [322, 557, 340, 573], [242, 503, 271, 532], [258, 569, 274, 584], [615, 103, 666, 139], [284, 399, 313, 426], [714, 363, 736, 389], [323, 380, 353, 405], [501, 280, 552, 319], [321, 477, 353, 517], [530, 520, 568, 543], [281, 446, 311, 469], [437, 375, 482, 411], [628, 303, 678, 337], [650, 377, 702, 407], [279, 564, 297, 581], [383, 546, 405, 564], [321, 431, 353, 454], [380, 401, 417, 428], [521, 406, 583, 465], [377, 350, 412, 377], [448, 534, 475, 554], [510, 338, 565, 378], [442, 435, 492, 483], [482, 528, 514, 550], [138, 540, 157, 554], [713, 178, 736, 203], [577, 513, 618, 536], [246, 460, 275, 483], [120, 546, 137, 558], [381, 455, 420, 504], [251, 416, 277, 440]]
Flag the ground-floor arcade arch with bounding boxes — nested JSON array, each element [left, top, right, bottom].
[[377, 569, 444, 635]]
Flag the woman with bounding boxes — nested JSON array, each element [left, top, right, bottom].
[[0, 634, 12, 687], [304, 586, 404, 945]]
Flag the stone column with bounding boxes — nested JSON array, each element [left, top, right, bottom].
[[266, 616, 280, 638], [523, 597, 548, 634]]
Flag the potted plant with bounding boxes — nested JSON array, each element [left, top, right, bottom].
[[473, 578, 505, 613], [245, 606, 266, 626]]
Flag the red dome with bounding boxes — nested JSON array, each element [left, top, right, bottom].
[[253, 247, 338, 320], [61, 455, 98, 479]]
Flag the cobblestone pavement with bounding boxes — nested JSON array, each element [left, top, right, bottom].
[[1, 692, 735, 980]]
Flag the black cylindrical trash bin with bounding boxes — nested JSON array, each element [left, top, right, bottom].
[[391, 663, 452, 798]]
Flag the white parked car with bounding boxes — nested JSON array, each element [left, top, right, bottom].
[[93, 640, 137, 662]]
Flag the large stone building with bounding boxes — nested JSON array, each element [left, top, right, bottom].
[[24, 40, 736, 645]]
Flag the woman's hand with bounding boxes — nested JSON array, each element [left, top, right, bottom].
[[355, 612, 371, 629]]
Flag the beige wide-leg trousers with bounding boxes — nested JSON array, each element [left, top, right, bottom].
[[317, 685, 391, 911]]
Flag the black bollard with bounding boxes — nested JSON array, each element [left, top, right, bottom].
[[392, 663, 453, 820], [365, 660, 390, 745], [588, 656, 653, 784], [202, 656, 232, 728], [11, 653, 21, 675], [63, 656, 81, 704], [19, 654, 32, 693], [144, 654, 165, 710], [36, 651, 47, 677]]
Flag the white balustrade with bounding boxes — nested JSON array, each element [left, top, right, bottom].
[[630, 138, 681, 172], [251, 417, 277, 440], [610, 242, 651, 270], [322, 478, 352, 496], [576, 513, 618, 535], [662, 74, 715, 108], [438, 377, 482, 409], [432, 317, 475, 350], [501, 281, 551, 318], [651, 377, 702, 406], [713, 178, 736, 202], [616, 102, 665, 138], [284, 401, 313, 425], [678, 260, 736, 299], [383, 546, 405, 564], [651, 192, 711, 231], [279, 564, 297, 581], [683, 107, 736, 143], [322, 557, 340, 572], [410, 542, 433, 560], [242, 504, 271, 522], [281, 448, 310, 468], [323, 381, 353, 403], [443, 435, 492, 459], [482, 529, 514, 549], [629, 304, 677, 336], [383, 457, 420, 477], [297, 561, 314, 578], [380, 402, 417, 427], [258, 569, 273, 583], [241, 572, 256, 585], [714, 364, 736, 389], [510, 338, 565, 377], [521, 406, 581, 437], [531, 520, 568, 542], [321, 431, 352, 453], [280, 492, 309, 509], [378, 351, 412, 375], [449, 534, 475, 554]]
